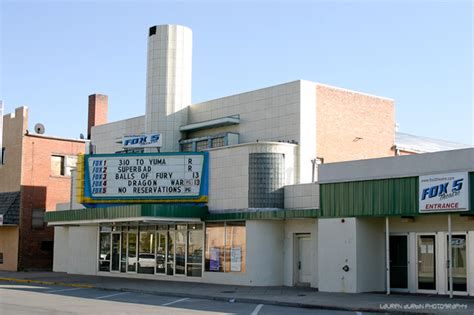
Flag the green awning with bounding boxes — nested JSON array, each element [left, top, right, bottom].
[[45, 204, 209, 225], [204, 208, 318, 221]]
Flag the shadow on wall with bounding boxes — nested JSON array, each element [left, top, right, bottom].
[[19, 185, 54, 271]]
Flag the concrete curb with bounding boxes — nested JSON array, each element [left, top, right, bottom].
[[0, 277, 452, 314], [0, 277, 94, 289]]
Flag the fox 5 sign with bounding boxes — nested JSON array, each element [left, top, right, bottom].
[[122, 133, 162, 149], [419, 172, 469, 213]]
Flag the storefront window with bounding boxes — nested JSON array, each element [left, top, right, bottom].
[[205, 222, 246, 273], [98, 223, 204, 277], [225, 222, 246, 273], [205, 222, 225, 272]]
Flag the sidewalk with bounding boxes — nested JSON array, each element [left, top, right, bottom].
[[1, 271, 473, 314]]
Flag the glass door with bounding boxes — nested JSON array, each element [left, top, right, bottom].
[[111, 233, 121, 272], [390, 235, 408, 289], [447, 234, 467, 292], [127, 233, 137, 272], [120, 232, 127, 272], [418, 235, 436, 291], [175, 225, 186, 275], [156, 231, 166, 274], [166, 230, 175, 275]]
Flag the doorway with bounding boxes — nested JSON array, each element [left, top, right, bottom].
[[417, 235, 436, 291], [447, 234, 467, 293], [295, 234, 311, 286], [111, 233, 121, 272], [390, 235, 408, 290]]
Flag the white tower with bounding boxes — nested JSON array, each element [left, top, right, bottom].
[[145, 25, 192, 152]]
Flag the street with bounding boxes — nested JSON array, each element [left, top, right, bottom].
[[0, 281, 381, 315]]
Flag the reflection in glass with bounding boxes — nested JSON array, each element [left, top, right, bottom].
[[138, 232, 155, 274], [127, 233, 137, 272], [447, 235, 467, 292], [205, 223, 225, 272], [156, 232, 166, 274], [111, 233, 120, 271], [418, 235, 436, 290], [167, 231, 175, 275], [175, 230, 186, 275], [99, 233, 111, 271], [120, 232, 127, 272]]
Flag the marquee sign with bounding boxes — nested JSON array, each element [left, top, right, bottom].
[[419, 172, 469, 213], [79, 152, 208, 204], [122, 133, 162, 149]]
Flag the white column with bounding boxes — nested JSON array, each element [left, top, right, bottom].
[[145, 25, 192, 152]]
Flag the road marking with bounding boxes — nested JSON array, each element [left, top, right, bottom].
[[355, 312, 363, 315], [46, 287, 83, 293], [96, 292, 128, 299], [162, 298, 189, 306], [251, 304, 264, 315]]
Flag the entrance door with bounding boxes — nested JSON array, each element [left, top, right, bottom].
[[297, 236, 311, 285], [127, 233, 137, 272], [447, 234, 467, 292], [111, 233, 121, 272], [418, 235, 436, 291], [390, 235, 408, 289]]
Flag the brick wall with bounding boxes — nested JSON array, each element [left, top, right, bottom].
[[316, 84, 395, 163], [18, 135, 85, 270]]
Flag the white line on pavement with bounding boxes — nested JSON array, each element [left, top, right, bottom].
[[46, 288, 83, 293], [162, 298, 190, 306], [96, 292, 128, 299], [355, 312, 363, 315], [251, 304, 264, 315]]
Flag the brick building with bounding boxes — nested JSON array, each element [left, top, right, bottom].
[[0, 106, 87, 271]]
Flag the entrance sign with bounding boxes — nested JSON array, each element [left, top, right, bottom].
[[122, 133, 162, 149], [79, 152, 208, 204], [419, 172, 469, 213]]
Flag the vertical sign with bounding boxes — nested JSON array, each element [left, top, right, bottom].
[[210, 247, 220, 271]]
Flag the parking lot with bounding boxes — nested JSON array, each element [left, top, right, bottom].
[[0, 281, 381, 315]]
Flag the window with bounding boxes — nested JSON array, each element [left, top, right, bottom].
[[0, 252, 3, 264], [196, 140, 208, 152], [98, 223, 204, 277], [41, 241, 54, 251], [32, 209, 45, 228], [51, 155, 65, 176], [180, 142, 193, 152], [1, 147, 5, 165], [205, 221, 246, 273], [211, 137, 225, 148]]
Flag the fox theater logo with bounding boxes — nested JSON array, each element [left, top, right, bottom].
[[419, 173, 469, 213]]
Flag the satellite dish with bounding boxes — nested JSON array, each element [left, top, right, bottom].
[[34, 123, 45, 134]]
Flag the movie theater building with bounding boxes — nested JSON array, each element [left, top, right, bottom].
[[45, 24, 471, 291]]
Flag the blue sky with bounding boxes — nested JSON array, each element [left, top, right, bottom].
[[1, 1, 473, 145]]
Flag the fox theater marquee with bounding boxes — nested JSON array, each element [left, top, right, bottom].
[[78, 152, 208, 205]]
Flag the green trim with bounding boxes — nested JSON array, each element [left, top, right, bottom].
[[320, 173, 474, 218], [45, 204, 209, 223], [204, 208, 318, 221]]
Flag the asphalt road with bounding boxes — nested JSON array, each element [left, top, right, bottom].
[[0, 281, 383, 315]]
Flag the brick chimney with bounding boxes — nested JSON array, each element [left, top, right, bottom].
[[87, 94, 108, 139]]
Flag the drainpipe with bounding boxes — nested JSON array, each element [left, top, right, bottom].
[[386, 216, 390, 295]]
